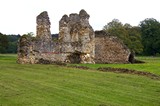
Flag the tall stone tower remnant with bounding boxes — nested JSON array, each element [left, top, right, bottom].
[[17, 11, 54, 64], [36, 11, 51, 40], [36, 11, 53, 53], [59, 9, 95, 63]]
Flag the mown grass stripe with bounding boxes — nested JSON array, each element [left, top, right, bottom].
[[0, 54, 160, 106], [0, 66, 159, 105]]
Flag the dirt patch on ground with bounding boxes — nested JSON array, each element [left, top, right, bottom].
[[97, 67, 160, 80], [37, 58, 67, 66], [67, 65, 160, 80], [67, 66, 90, 70]]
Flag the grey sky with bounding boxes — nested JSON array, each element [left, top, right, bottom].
[[0, 0, 159, 35]]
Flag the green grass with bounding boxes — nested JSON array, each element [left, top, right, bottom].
[[0, 54, 160, 106], [70, 56, 160, 75]]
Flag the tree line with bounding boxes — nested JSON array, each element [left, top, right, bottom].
[[103, 18, 160, 56], [0, 33, 58, 54], [0, 33, 20, 53], [0, 18, 160, 56]]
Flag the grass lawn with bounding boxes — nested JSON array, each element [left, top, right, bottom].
[[0, 54, 160, 106], [71, 56, 160, 75]]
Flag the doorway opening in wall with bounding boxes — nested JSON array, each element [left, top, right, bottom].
[[68, 52, 81, 63]]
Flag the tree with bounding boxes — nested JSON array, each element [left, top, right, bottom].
[[26, 32, 34, 37], [103, 19, 123, 30], [125, 25, 143, 54], [0, 33, 9, 53], [140, 18, 160, 55], [103, 19, 143, 54], [6, 34, 20, 53], [103, 19, 131, 47]]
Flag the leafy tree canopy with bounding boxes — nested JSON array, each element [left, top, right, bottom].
[[103, 19, 143, 54], [0, 33, 9, 53], [140, 18, 160, 55]]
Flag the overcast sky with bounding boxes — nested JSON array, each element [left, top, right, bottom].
[[0, 0, 159, 35]]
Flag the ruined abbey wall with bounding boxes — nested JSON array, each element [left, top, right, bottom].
[[17, 10, 95, 64], [95, 31, 131, 63], [17, 10, 132, 64], [59, 9, 95, 63], [17, 11, 57, 64]]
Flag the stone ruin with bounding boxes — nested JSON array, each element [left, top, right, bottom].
[[17, 11, 54, 64], [17, 9, 132, 64], [59, 10, 95, 63], [17, 10, 95, 64], [95, 30, 131, 63]]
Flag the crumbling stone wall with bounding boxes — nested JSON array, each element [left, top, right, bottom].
[[17, 10, 95, 64], [95, 31, 131, 63], [17, 35, 34, 64], [59, 9, 95, 63], [17, 10, 132, 64], [17, 11, 58, 64]]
